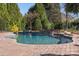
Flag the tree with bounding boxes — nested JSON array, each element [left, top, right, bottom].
[[26, 3, 50, 31], [35, 3, 49, 22], [42, 18, 51, 30], [35, 3, 51, 30], [26, 12, 39, 30], [64, 3, 79, 29], [32, 18, 42, 30], [43, 3, 61, 23], [51, 23, 55, 29], [0, 4, 9, 31], [22, 14, 28, 31], [0, 18, 7, 31], [65, 3, 79, 15], [7, 3, 23, 31], [54, 22, 62, 30]]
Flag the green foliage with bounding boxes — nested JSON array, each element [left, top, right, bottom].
[[35, 3, 48, 22], [42, 18, 51, 30], [33, 18, 42, 30], [64, 3, 79, 29], [43, 3, 61, 23], [0, 4, 9, 31], [26, 3, 51, 31], [0, 3, 24, 32], [35, 4, 45, 16], [54, 22, 62, 29], [65, 3, 79, 14], [22, 14, 28, 31], [70, 20, 79, 30], [51, 23, 55, 29], [35, 3, 51, 30], [0, 18, 7, 31], [25, 3, 62, 31], [10, 24, 19, 32], [7, 3, 23, 31]]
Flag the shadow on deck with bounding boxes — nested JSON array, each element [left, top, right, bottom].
[[40, 54, 79, 56]]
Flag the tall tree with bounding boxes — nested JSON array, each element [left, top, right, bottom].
[[43, 3, 61, 23], [35, 3, 50, 30], [32, 17, 42, 30], [27, 3, 50, 31], [22, 13, 29, 31], [7, 3, 22, 31], [0, 3, 9, 31], [64, 3, 79, 29]]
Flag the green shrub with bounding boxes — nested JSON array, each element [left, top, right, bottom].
[[54, 22, 62, 29], [33, 18, 42, 30], [51, 23, 55, 29]]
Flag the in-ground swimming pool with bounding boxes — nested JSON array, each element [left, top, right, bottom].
[[16, 32, 73, 44]]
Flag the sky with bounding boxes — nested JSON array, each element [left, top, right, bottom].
[[18, 3, 35, 15]]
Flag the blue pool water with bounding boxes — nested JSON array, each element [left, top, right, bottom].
[[16, 32, 73, 44]]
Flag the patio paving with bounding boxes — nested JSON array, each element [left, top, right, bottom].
[[0, 32, 79, 56]]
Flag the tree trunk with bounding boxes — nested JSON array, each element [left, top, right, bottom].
[[29, 20, 32, 31], [66, 11, 68, 30]]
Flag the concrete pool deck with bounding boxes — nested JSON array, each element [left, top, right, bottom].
[[0, 32, 79, 56]]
